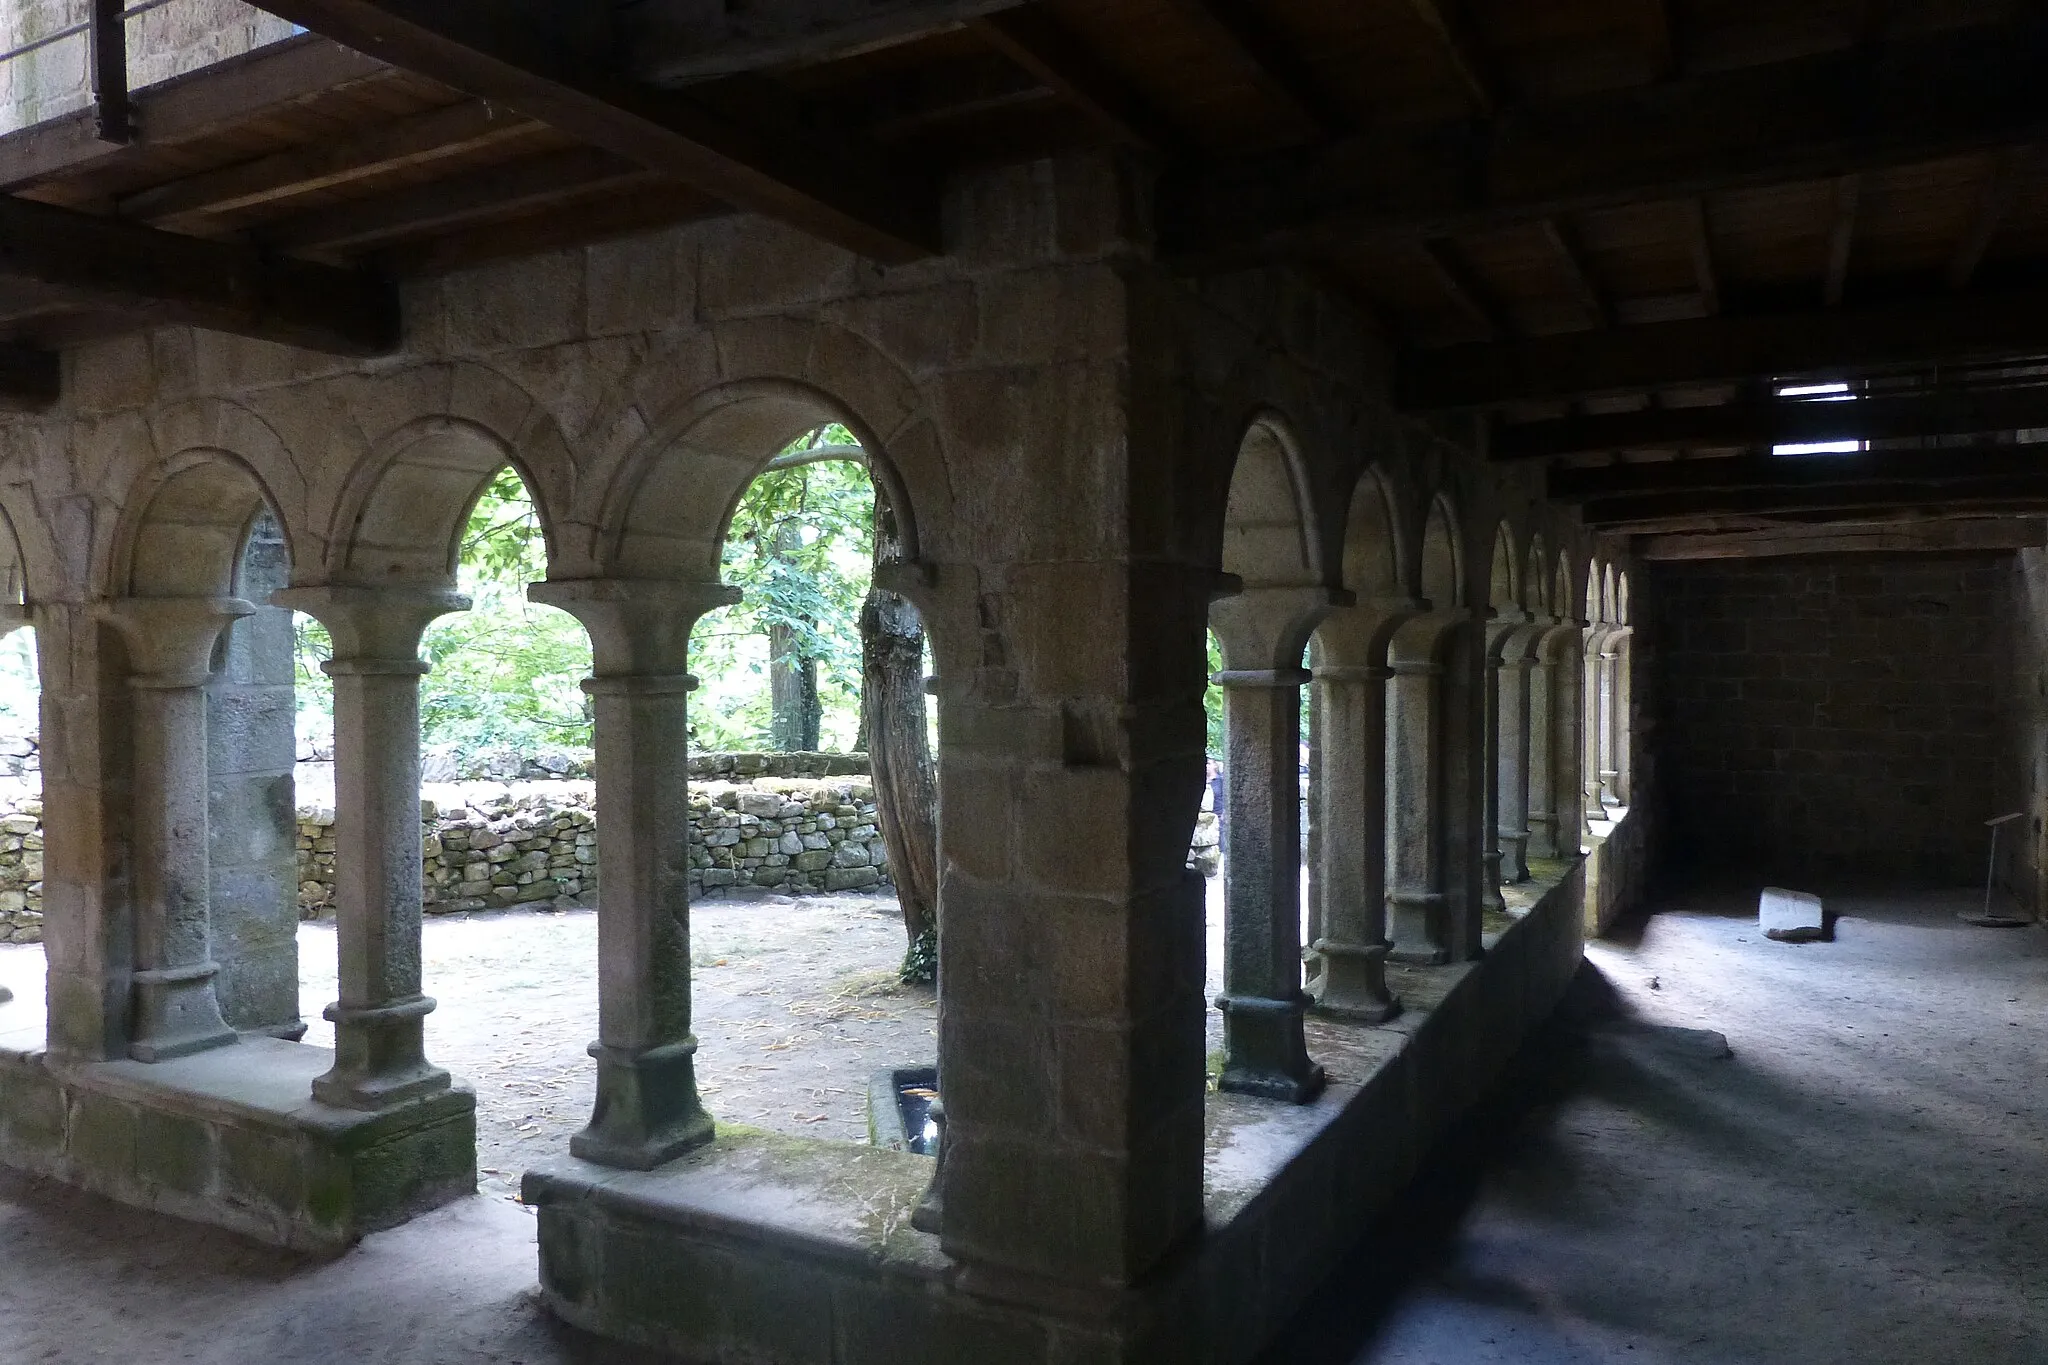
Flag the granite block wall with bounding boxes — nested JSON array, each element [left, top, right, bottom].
[[1654, 552, 2011, 886]]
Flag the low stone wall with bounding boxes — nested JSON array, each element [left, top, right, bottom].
[[293, 770, 895, 918], [0, 793, 40, 944]]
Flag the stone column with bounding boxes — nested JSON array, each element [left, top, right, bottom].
[[1309, 656, 1399, 1020], [0, 606, 23, 1007], [273, 586, 465, 1110], [1385, 625, 1448, 964], [1526, 631, 1560, 860], [100, 597, 254, 1061], [1479, 631, 1506, 913], [1496, 642, 1534, 883], [1582, 629, 1607, 833], [1597, 635, 1621, 808], [1613, 629, 1634, 807], [1209, 586, 1336, 1103], [528, 578, 739, 1168]]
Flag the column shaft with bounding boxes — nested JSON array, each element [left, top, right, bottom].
[[1310, 665, 1396, 1020], [1479, 650, 1505, 912], [1496, 655, 1533, 883], [1215, 668, 1322, 1102], [1597, 646, 1621, 807], [1386, 660, 1448, 963], [1527, 647, 1558, 859]]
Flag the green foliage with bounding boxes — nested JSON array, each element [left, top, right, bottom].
[[692, 427, 874, 752], [899, 924, 937, 986]]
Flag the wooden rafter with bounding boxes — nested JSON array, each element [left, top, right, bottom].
[[1157, 21, 2048, 264], [118, 100, 540, 228], [1823, 174, 1861, 307], [1541, 217, 1610, 328], [1494, 385, 2048, 460], [1949, 146, 2032, 290], [1398, 284, 2048, 409], [1637, 519, 2048, 560], [622, 0, 1030, 85], [0, 192, 397, 354], [972, 9, 1177, 152], [1160, 0, 1346, 138], [1551, 441, 2048, 502], [1400, 0, 1502, 115], [247, 0, 941, 262], [1582, 475, 2048, 526]]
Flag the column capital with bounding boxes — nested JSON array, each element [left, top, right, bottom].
[[1211, 666, 1313, 689], [1211, 583, 1349, 671], [528, 577, 741, 677], [0, 604, 29, 640], [100, 596, 255, 685], [272, 585, 469, 662]]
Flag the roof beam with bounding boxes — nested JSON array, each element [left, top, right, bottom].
[[1541, 217, 1610, 328], [246, 0, 940, 262], [1495, 384, 2048, 459], [117, 100, 540, 228], [1581, 475, 2048, 526], [1551, 441, 2048, 502], [1159, 0, 1346, 138], [1157, 21, 2048, 264], [972, 9, 1178, 151], [1949, 145, 2031, 290], [622, 0, 1029, 84], [0, 193, 397, 354], [1637, 518, 2048, 560], [1680, 198, 1719, 317], [0, 34, 390, 193], [1400, 0, 1503, 116], [1400, 284, 2048, 410], [1822, 174, 1861, 307], [258, 148, 655, 254]]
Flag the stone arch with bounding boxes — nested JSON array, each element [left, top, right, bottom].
[[596, 377, 921, 584], [1220, 411, 1324, 597], [1616, 569, 1632, 625], [0, 496, 31, 606], [1337, 464, 1402, 598], [1486, 522, 1519, 614], [1602, 563, 1619, 625], [1555, 550, 1574, 624], [1585, 556, 1606, 624], [114, 449, 293, 599], [1420, 494, 1462, 610], [1524, 532, 1550, 615], [328, 417, 557, 588]]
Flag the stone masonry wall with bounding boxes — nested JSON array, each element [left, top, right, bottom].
[[0, 791, 40, 942], [1654, 552, 2011, 886]]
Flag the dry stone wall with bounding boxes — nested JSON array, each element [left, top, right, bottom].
[[0, 793, 40, 943]]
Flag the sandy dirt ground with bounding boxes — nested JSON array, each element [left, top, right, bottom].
[[5, 884, 2043, 1364]]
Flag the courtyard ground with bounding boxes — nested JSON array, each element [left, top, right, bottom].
[[1, 884, 2043, 1363]]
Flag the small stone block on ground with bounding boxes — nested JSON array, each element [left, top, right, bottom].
[[1760, 886, 1826, 942]]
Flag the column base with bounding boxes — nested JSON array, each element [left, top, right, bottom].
[[909, 1096, 947, 1234], [1599, 771, 1622, 807], [1387, 891, 1451, 965], [1216, 993, 1325, 1103], [570, 1037, 715, 1170], [312, 995, 451, 1111], [1480, 852, 1507, 912], [1527, 812, 1559, 861], [1310, 939, 1400, 1023], [1498, 830, 1531, 883], [129, 962, 238, 1063]]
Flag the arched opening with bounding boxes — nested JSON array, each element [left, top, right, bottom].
[[0, 508, 37, 1014], [1208, 417, 1328, 1102], [1485, 524, 1534, 905], [104, 455, 303, 1059]]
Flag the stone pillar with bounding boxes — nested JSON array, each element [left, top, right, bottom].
[[1385, 642, 1446, 963], [1478, 631, 1506, 913], [1526, 631, 1560, 860], [1597, 636, 1621, 808], [528, 578, 739, 1168], [1613, 629, 1634, 807], [0, 606, 23, 1008], [1496, 644, 1534, 883], [273, 586, 465, 1110], [1308, 656, 1398, 1020], [1582, 629, 1607, 832], [100, 596, 254, 1061], [1209, 586, 1337, 1104]]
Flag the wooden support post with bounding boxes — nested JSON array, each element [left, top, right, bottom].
[[89, 0, 133, 145]]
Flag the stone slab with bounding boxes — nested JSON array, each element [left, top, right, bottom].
[[0, 1034, 476, 1251], [1760, 886, 1827, 942], [527, 853, 1596, 1365]]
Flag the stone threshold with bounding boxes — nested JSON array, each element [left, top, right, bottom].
[[0, 1032, 476, 1252], [523, 859, 1590, 1364]]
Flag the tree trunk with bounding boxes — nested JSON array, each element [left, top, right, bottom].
[[862, 493, 938, 961]]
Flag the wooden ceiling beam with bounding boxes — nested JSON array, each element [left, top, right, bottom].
[[247, 0, 941, 262], [1400, 284, 2048, 410], [1159, 0, 1347, 138], [1637, 518, 2048, 560], [1822, 174, 1860, 307], [1495, 384, 2048, 460], [972, 9, 1178, 152], [1551, 441, 2048, 503], [1680, 198, 1719, 317], [1581, 476, 2048, 526], [0, 34, 390, 193], [117, 99, 540, 229], [1400, 0, 1503, 116], [1541, 217, 1610, 328], [0, 192, 397, 354], [1949, 145, 2031, 290], [1158, 21, 2048, 264], [622, 0, 1029, 84]]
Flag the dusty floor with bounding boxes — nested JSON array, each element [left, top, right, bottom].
[[1, 884, 2044, 1363]]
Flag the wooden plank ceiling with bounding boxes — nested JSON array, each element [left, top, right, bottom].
[[2, 0, 2048, 557]]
